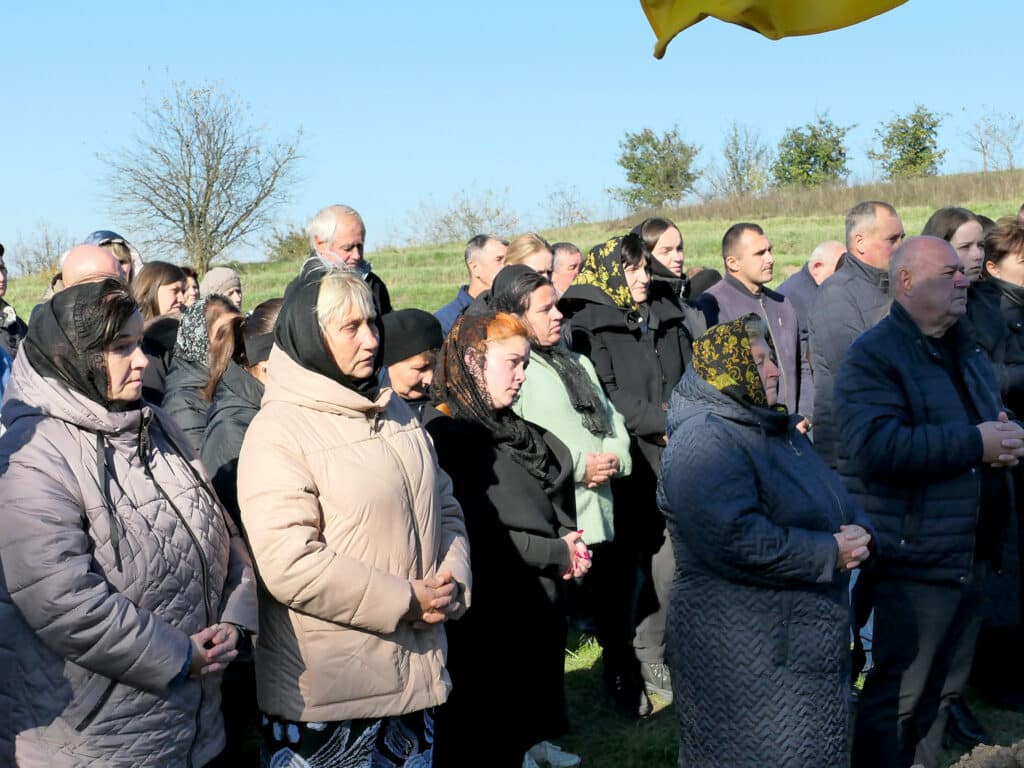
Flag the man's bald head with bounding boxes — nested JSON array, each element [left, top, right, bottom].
[[63, 245, 123, 288], [890, 236, 970, 337], [807, 240, 845, 285]]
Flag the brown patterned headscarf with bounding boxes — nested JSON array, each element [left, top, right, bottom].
[[573, 236, 640, 313], [692, 314, 777, 410]]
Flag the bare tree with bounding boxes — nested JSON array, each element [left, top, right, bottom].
[[991, 112, 1024, 170], [539, 184, 591, 229], [963, 110, 1023, 172], [11, 222, 74, 277], [409, 186, 520, 245], [706, 122, 773, 198], [103, 81, 301, 274]]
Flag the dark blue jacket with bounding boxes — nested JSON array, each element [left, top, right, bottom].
[[659, 368, 863, 767], [435, 285, 474, 335], [698, 274, 813, 418], [808, 253, 891, 467], [777, 263, 818, 332], [834, 302, 1011, 585]]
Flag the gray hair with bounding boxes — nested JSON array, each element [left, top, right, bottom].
[[315, 267, 375, 331], [845, 201, 897, 248], [552, 242, 581, 271], [306, 204, 365, 249], [809, 240, 845, 265], [464, 233, 507, 264]]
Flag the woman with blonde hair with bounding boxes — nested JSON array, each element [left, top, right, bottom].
[[238, 267, 470, 767], [506, 232, 555, 280]]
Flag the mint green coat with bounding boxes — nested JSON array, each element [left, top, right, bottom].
[[513, 351, 632, 544]]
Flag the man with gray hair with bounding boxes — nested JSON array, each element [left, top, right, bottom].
[[777, 239, 845, 331], [836, 236, 1024, 767], [550, 241, 583, 297], [434, 234, 508, 334], [808, 201, 905, 468], [302, 204, 391, 315]]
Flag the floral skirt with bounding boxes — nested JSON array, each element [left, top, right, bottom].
[[259, 709, 434, 767]]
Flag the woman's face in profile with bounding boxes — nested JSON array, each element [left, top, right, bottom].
[[105, 310, 149, 402], [750, 339, 780, 407], [157, 280, 186, 316]]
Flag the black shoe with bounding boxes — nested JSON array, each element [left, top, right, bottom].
[[640, 662, 673, 704], [603, 657, 653, 718], [944, 698, 989, 749]]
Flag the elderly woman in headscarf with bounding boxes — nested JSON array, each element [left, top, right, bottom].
[[659, 314, 872, 767], [0, 278, 256, 767], [236, 267, 470, 767], [559, 233, 697, 713], [426, 310, 591, 768], [162, 295, 242, 453]]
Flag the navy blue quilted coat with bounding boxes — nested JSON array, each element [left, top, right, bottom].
[[660, 368, 865, 767]]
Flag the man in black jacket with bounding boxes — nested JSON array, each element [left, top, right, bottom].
[[836, 236, 1024, 768], [301, 204, 392, 315]]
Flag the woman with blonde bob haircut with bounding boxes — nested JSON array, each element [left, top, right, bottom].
[[506, 232, 555, 280], [238, 267, 471, 767]]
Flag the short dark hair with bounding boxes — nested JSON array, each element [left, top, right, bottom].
[[97, 281, 142, 349], [985, 217, 1024, 271], [551, 242, 581, 271], [722, 222, 764, 262], [921, 207, 979, 243], [181, 266, 198, 280], [491, 268, 552, 315]]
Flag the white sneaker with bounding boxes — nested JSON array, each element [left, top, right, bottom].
[[527, 741, 582, 768]]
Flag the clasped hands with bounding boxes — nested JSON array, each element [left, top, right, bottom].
[[833, 524, 871, 571], [406, 570, 462, 628], [583, 452, 620, 489], [188, 623, 240, 678], [978, 412, 1024, 467], [562, 529, 592, 580]]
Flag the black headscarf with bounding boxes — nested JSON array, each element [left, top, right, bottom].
[[432, 312, 550, 481], [274, 268, 383, 399], [23, 278, 141, 412]]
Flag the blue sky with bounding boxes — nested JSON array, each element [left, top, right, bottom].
[[1, 1, 1019, 264]]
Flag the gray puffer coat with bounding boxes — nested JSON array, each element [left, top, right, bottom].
[[0, 351, 258, 767]]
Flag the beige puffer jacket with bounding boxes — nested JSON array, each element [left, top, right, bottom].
[[237, 346, 471, 722], [0, 352, 257, 768]]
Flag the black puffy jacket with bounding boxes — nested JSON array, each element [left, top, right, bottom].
[[162, 356, 209, 455], [834, 302, 1012, 585], [200, 361, 263, 525]]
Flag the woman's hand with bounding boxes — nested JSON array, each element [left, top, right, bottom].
[[583, 453, 619, 489], [833, 524, 871, 571], [562, 530, 592, 580], [405, 574, 457, 625], [188, 623, 240, 678]]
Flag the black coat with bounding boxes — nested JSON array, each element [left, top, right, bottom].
[[660, 368, 862, 767], [968, 278, 1024, 414], [161, 356, 210, 455], [834, 302, 1013, 585], [0, 300, 27, 359], [560, 286, 694, 552], [141, 315, 179, 407], [200, 361, 263, 526], [808, 254, 891, 467], [426, 413, 575, 764]]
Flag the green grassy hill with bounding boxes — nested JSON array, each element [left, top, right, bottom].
[[6, 170, 1022, 317]]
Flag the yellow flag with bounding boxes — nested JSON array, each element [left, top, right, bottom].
[[641, 0, 908, 58]]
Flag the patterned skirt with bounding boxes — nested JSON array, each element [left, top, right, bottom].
[[259, 709, 434, 768]]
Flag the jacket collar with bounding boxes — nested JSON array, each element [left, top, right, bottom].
[[840, 252, 890, 293], [262, 344, 392, 417], [670, 367, 795, 436], [722, 273, 764, 299], [887, 300, 975, 357]]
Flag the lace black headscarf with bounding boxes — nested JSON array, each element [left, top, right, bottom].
[[22, 278, 141, 412], [432, 311, 550, 480]]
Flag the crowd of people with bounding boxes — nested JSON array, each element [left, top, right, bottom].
[[3, 199, 1024, 767]]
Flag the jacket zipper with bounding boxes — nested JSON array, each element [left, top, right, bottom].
[[140, 434, 211, 767], [373, 413, 424, 579]]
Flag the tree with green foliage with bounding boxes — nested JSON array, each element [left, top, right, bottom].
[[868, 105, 946, 179], [771, 114, 852, 187], [612, 125, 701, 211]]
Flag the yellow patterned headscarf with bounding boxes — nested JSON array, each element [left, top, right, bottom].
[[573, 236, 640, 313], [692, 314, 770, 408]]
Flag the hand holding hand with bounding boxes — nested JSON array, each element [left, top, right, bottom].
[[834, 524, 871, 571], [405, 574, 457, 625], [583, 453, 619, 489]]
